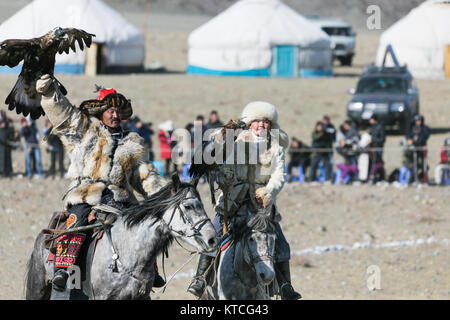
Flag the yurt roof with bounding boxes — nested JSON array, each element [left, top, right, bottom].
[[188, 0, 331, 50]]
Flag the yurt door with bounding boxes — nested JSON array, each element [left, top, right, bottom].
[[445, 45, 450, 79], [272, 46, 298, 77]]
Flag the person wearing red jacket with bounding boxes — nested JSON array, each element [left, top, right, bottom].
[[434, 138, 450, 185], [158, 120, 176, 176]]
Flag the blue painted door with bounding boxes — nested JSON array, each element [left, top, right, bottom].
[[275, 45, 296, 77]]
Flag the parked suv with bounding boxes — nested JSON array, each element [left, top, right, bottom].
[[307, 16, 356, 66], [347, 64, 420, 134]]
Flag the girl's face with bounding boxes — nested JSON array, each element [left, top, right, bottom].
[[250, 119, 271, 137]]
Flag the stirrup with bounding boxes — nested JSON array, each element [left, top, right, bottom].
[[52, 269, 69, 292], [187, 276, 206, 298]]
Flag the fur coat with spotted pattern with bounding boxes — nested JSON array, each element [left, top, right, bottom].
[[36, 76, 165, 209]]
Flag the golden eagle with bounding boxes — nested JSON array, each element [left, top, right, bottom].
[[0, 27, 95, 119], [188, 119, 247, 205]]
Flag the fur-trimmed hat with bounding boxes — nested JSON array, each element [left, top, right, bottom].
[[240, 101, 289, 148], [240, 101, 279, 129], [79, 88, 133, 120]]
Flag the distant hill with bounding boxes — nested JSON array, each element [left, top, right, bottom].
[[0, 0, 426, 32], [104, 0, 426, 31]]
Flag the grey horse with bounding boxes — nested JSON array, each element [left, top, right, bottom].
[[25, 175, 218, 300], [205, 212, 277, 300]]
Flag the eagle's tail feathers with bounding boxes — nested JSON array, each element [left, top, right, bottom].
[[6, 76, 43, 119]]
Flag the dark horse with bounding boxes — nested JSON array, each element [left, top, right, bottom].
[[25, 175, 218, 299], [203, 210, 277, 300]]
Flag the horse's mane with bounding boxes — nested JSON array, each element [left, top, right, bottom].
[[123, 181, 200, 228], [232, 211, 276, 240]]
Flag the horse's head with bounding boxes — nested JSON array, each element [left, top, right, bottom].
[[163, 174, 218, 253], [240, 212, 276, 286]]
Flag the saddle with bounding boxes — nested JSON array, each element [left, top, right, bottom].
[[43, 210, 109, 253], [43, 209, 113, 300], [43, 211, 70, 254]]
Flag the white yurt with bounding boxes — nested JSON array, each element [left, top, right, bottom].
[[187, 0, 333, 77], [0, 0, 145, 74], [376, 0, 450, 79]]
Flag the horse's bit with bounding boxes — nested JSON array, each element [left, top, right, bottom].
[[163, 197, 211, 239]]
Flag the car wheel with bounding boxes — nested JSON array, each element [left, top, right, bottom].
[[400, 114, 412, 135], [339, 55, 353, 66]]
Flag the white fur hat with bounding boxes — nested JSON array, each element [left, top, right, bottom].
[[158, 120, 174, 132], [240, 101, 279, 129]]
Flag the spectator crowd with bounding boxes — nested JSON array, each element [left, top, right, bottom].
[[286, 113, 449, 186], [0, 108, 449, 186]]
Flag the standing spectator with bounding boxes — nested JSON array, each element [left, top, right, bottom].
[[287, 138, 311, 182], [368, 115, 386, 183], [131, 117, 154, 162], [0, 111, 14, 177], [309, 121, 333, 182], [321, 115, 336, 176], [321, 115, 336, 142], [405, 114, 430, 183], [158, 120, 177, 176], [357, 132, 372, 182], [19, 118, 43, 179], [335, 121, 360, 183], [204, 110, 223, 136], [120, 118, 133, 132], [145, 122, 155, 162], [185, 122, 194, 148], [192, 115, 206, 141], [43, 119, 65, 179], [434, 137, 450, 185]]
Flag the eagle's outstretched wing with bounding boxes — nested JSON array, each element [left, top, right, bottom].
[[0, 39, 33, 68], [0, 27, 95, 119]]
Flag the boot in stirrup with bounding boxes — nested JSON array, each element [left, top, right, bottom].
[[52, 268, 69, 292], [187, 254, 213, 298], [276, 261, 302, 300]]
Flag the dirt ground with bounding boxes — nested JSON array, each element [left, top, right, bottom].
[[0, 12, 449, 300]]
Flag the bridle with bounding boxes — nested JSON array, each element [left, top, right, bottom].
[[231, 228, 275, 299], [241, 229, 275, 269], [156, 196, 212, 293], [161, 196, 211, 245]]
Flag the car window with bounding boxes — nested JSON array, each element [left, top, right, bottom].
[[322, 27, 350, 36], [356, 77, 407, 94]]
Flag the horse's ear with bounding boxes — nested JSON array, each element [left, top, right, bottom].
[[171, 173, 181, 191]]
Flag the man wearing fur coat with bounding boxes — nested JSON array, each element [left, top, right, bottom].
[[35, 75, 166, 291], [188, 101, 301, 300]]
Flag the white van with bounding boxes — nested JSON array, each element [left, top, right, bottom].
[[307, 16, 356, 66]]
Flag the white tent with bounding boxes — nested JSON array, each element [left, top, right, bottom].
[[187, 0, 333, 77], [376, 0, 450, 79], [0, 0, 145, 74]]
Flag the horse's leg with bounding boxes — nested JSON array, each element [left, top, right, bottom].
[[25, 232, 51, 300]]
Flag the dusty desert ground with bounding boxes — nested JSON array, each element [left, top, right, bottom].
[[0, 10, 449, 300]]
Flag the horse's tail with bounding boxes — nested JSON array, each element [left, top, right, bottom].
[[24, 232, 51, 300]]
